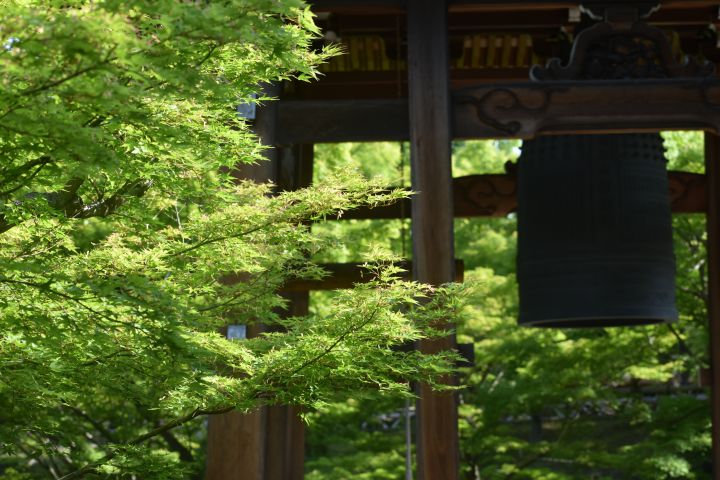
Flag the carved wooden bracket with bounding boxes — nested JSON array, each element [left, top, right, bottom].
[[579, 2, 661, 21], [453, 1, 718, 137], [455, 88, 552, 136], [531, 20, 715, 81]]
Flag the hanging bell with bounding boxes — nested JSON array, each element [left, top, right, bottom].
[[516, 133, 678, 328]]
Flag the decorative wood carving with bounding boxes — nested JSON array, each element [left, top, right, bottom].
[[579, 2, 661, 21], [531, 21, 715, 81], [668, 171, 708, 214], [454, 172, 519, 217], [440, 3, 717, 139], [456, 88, 552, 136], [453, 79, 720, 139]]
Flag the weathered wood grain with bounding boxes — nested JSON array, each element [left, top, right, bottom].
[[407, 1, 460, 479]]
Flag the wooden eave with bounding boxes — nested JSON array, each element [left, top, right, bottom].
[[311, 0, 720, 11], [285, 2, 720, 101]]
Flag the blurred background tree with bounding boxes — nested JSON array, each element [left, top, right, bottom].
[[305, 132, 712, 480]]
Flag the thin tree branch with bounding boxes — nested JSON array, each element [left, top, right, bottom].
[[194, 43, 220, 69], [0, 155, 53, 195], [63, 405, 117, 443], [286, 303, 381, 380], [58, 406, 233, 480], [0, 177, 152, 234], [667, 323, 691, 356], [19, 48, 116, 97], [0, 277, 113, 322], [169, 222, 275, 257], [16, 443, 60, 480]]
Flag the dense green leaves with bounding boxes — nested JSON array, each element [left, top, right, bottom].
[[0, 2, 458, 478]]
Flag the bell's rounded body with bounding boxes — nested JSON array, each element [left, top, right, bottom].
[[517, 133, 678, 327]]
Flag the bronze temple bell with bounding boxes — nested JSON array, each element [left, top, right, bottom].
[[516, 133, 678, 327]]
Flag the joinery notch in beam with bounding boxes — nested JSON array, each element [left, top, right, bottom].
[[281, 260, 465, 292], [340, 171, 706, 220]]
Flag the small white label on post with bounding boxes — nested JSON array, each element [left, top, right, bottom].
[[236, 93, 258, 120], [227, 324, 247, 340]]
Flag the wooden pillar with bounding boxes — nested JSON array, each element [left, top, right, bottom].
[[264, 402, 306, 480], [265, 145, 313, 480], [705, 132, 720, 480], [407, 1, 459, 479], [277, 144, 314, 193], [284, 405, 306, 480], [232, 84, 280, 184], [206, 411, 265, 480], [264, 294, 309, 480], [205, 85, 281, 480]]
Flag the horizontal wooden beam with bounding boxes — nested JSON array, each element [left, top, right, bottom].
[[281, 260, 465, 292], [277, 98, 408, 144], [310, 8, 717, 39], [276, 79, 720, 143], [454, 79, 720, 139], [341, 171, 707, 220], [311, 0, 718, 12]]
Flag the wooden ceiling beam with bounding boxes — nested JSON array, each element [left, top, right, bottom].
[[448, 7, 718, 27], [277, 98, 408, 143], [649, 6, 719, 25], [311, 0, 720, 13], [317, 10, 717, 36], [311, 0, 577, 12], [310, 1, 404, 15], [447, 9, 571, 29]]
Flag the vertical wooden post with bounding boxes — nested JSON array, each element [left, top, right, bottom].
[[264, 406, 288, 478], [232, 83, 281, 184], [277, 144, 314, 193], [265, 144, 313, 480], [407, 1, 459, 479], [705, 132, 720, 480], [265, 292, 309, 480], [284, 405, 306, 480], [205, 84, 281, 480], [206, 411, 265, 480]]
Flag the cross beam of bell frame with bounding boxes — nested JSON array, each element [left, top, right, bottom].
[[339, 171, 708, 220], [276, 80, 720, 144]]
